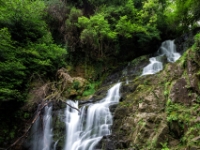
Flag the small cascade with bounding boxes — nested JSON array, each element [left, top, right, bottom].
[[158, 40, 181, 62], [141, 57, 163, 75], [30, 105, 53, 150], [64, 82, 121, 150], [64, 101, 80, 150], [141, 40, 181, 76], [42, 106, 53, 150]]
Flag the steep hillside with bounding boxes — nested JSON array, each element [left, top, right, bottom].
[[99, 33, 200, 149]]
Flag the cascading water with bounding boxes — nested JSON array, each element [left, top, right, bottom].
[[141, 40, 181, 76], [64, 82, 121, 150], [29, 105, 53, 150], [28, 83, 121, 149], [158, 40, 181, 62], [42, 106, 53, 150], [141, 57, 163, 76]]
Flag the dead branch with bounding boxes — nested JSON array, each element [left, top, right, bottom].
[[60, 100, 80, 113]]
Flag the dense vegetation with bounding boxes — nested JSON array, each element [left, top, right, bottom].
[[0, 0, 200, 148]]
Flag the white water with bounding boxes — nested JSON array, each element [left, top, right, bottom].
[[141, 40, 181, 76], [64, 82, 121, 150], [30, 105, 53, 150], [158, 40, 181, 62], [42, 106, 53, 150], [141, 57, 163, 75]]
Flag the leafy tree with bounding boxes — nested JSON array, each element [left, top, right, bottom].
[[165, 0, 200, 33], [0, 0, 47, 45], [0, 1, 67, 145], [0, 28, 26, 102], [45, 0, 68, 44], [65, 7, 83, 51], [18, 43, 67, 77], [0, 0, 67, 102], [114, 0, 161, 59], [78, 14, 117, 59]]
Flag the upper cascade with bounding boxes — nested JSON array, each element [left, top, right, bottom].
[[158, 40, 181, 62], [141, 40, 181, 76]]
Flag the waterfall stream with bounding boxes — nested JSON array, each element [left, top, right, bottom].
[[30, 105, 53, 150], [141, 40, 181, 76], [64, 82, 121, 150], [29, 82, 121, 150]]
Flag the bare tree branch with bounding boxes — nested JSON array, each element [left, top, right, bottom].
[[60, 100, 80, 113]]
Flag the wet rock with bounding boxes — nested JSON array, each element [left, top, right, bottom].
[[169, 78, 193, 105]]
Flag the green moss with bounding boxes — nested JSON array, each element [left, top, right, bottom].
[[177, 51, 188, 68], [82, 81, 100, 97], [166, 100, 200, 148], [161, 142, 170, 150], [23, 112, 30, 119], [131, 55, 149, 66]]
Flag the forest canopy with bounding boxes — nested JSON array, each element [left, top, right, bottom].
[[0, 0, 200, 102], [0, 0, 67, 102]]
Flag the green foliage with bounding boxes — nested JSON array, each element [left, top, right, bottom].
[[115, 0, 160, 41], [193, 33, 200, 52], [161, 142, 170, 150], [78, 14, 117, 40], [87, 0, 126, 6], [166, 98, 200, 147], [0, 0, 47, 45], [82, 81, 100, 96], [72, 81, 80, 91], [72, 0, 165, 63], [65, 7, 83, 46], [19, 42, 67, 76], [0, 28, 26, 101], [0, 1, 67, 102], [165, 0, 200, 33], [0, 28, 15, 61], [78, 14, 117, 59], [0, 1, 68, 146], [23, 112, 30, 119]]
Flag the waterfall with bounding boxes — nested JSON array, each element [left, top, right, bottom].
[[28, 83, 121, 149], [141, 57, 163, 75], [158, 40, 181, 62], [30, 105, 53, 150], [141, 40, 181, 76], [64, 82, 121, 150], [42, 106, 53, 150]]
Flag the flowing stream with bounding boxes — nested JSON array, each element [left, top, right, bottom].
[[64, 82, 121, 150], [141, 40, 181, 76], [30, 105, 53, 150]]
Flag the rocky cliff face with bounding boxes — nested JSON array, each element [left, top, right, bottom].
[[98, 33, 200, 150]]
